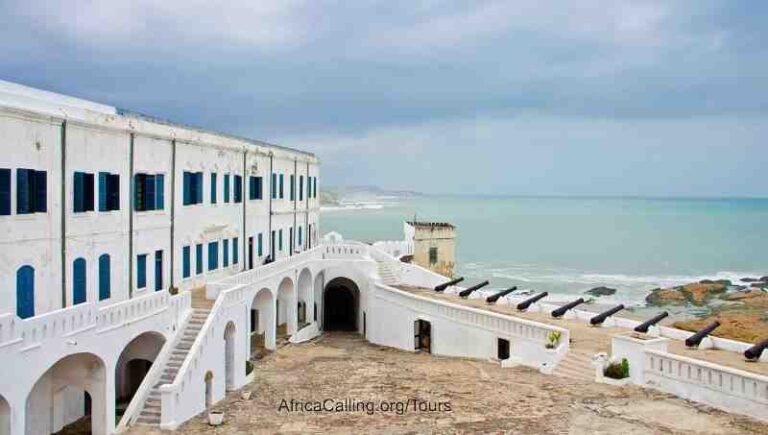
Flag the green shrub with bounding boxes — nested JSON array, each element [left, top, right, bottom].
[[604, 358, 630, 379], [245, 360, 254, 375]]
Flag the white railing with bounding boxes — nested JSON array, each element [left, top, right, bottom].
[[644, 349, 768, 421], [372, 240, 413, 258], [96, 291, 172, 333]]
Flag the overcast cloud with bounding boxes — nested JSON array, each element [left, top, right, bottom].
[[1, 1, 766, 196]]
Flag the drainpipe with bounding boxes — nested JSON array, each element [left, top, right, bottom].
[[60, 120, 67, 308], [128, 133, 135, 298], [169, 139, 176, 287], [292, 158, 297, 256], [268, 153, 273, 260], [242, 148, 247, 271], [305, 161, 310, 249]]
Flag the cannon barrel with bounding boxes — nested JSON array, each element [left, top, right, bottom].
[[551, 298, 585, 318], [516, 292, 548, 311], [744, 338, 768, 360], [458, 281, 490, 298], [633, 311, 669, 333], [486, 287, 518, 304], [589, 304, 625, 325], [434, 277, 464, 292], [685, 321, 721, 347]]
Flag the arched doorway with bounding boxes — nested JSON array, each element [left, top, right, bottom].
[[224, 322, 236, 391], [114, 332, 165, 424], [313, 272, 324, 328], [323, 277, 360, 332], [0, 393, 9, 435], [276, 277, 296, 338], [297, 268, 312, 328], [26, 352, 107, 435], [250, 288, 276, 355]]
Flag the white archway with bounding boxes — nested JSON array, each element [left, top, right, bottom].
[[323, 277, 361, 332], [224, 321, 236, 391], [297, 268, 313, 328], [115, 331, 165, 424], [277, 277, 296, 337], [26, 352, 108, 435], [250, 288, 276, 353]]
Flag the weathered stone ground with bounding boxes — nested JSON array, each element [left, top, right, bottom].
[[129, 333, 767, 434]]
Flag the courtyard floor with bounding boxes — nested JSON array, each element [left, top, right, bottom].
[[129, 333, 767, 434]]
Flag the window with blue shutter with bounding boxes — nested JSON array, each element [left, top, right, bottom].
[[0, 168, 10, 215], [271, 173, 277, 199], [290, 175, 295, 201], [257, 233, 263, 256], [307, 176, 312, 199], [73, 258, 87, 305], [155, 250, 163, 291], [224, 174, 230, 203], [98, 254, 111, 300], [183, 171, 204, 205], [17, 169, 30, 214], [135, 173, 161, 211], [155, 174, 164, 210], [137, 254, 147, 289], [98, 172, 119, 211], [34, 170, 47, 212], [182, 172, 191, 205], [17, 169, 44, 214], [16, 265, 34, 319], [208, 241, 219, 271], [298, 226, 303, 246], [210, 172, 217, 204], [249, 176, 263, 200], [223, 239, 229, 267], [145, 174, 156, 210], [234, 175, 242, 203], [73, 171, 94, 212], [279, 174, 284, 199], [279, 229, 283, 251], [233, 237, 239, 264], [182, 246, 191, 278], [195, 244, 203, 275], [98, 172, 108, 211], [299, 175, 304, 201]]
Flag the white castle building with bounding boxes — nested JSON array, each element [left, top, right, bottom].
[[0, 81, 766, 434]]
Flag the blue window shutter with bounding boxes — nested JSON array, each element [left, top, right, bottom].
[[279, 174, 284, 199], [233, 238, 239, 264], [0, 168, 10, 215], [290, 175, 295, 200], [224, 174, 230, 203], [16, 265, 35, 319], [145, 175, 156, 211], [109, 173, 120, 211], [279, 229, 283, 250], [235, 175, 242, 202], [223, 239, 229, 267], [258, 233, 263, 256], [156, 174, 164, 210], [155, 250, 163, 291], [208, 241, 218, 271], [299, 226, 303, 245], [137, 254, 147, 288], [196, 172, 203, 204], [271, 173, 276, 198], [182, 172, 189, 205], [34, 170, 47, 212], [211, 172, 217, 204], [98, 254, 111, 300], [183, 246, 191, 278], [73, 258, 87, 305], [196, 244, 203, 275], [17, 169, 30, 214], [299, 175, 304, 201], [98, 172, 108, 211], [84, 173, 95, 211]]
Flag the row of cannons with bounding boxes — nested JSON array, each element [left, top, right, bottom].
[[434, 277, 768, 362]]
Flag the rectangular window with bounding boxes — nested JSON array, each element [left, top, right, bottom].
[[99, 172, 120, 211], [16, 169, 47, 214], [210, 172, 217, 204], [257, 233, 263, 256], [279, 229, 283, 251], [298, 226, 303, 246], [279, 174, 284, 199], [290, 174, 295, 201], [234, 175, 242, 203], [232, 237, 239, 264], [73, 171, 94, 213], [249, 176, 262, 200], [137, 254, 147, 289], [155, 250, 163, 291], [313, 176, 317, 198], [307, 176, 312, 199], [299, 175, 304, 201], [182, 246, 191, 278], [135, 173, 163, 211], [429, 247, 438, 265], [183, 171, 203, 205], [271, 173, 277, 199], [195, 243, 203, 275], [223, 239, 229, 267], [224, 174, 230, 203], [155, 174, 164, 210], [0, 168, 10, 215], [208, 241, 219, 271]]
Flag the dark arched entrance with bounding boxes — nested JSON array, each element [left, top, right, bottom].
[[323, 277, 359, 331]]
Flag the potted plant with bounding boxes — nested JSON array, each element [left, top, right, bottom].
[[208, 410, 224, 426], [545, 331, 561, 349], [599, 357, 631, 386]]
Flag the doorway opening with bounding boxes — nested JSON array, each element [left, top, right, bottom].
[[414, 319, 432, 353], [497, 338, 510, 360], [323, 277, 359, 331]]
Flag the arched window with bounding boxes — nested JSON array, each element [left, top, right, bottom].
[[73, 258, 87, 305], [16, 265, 35, 319], [98, 254, 111, 301]]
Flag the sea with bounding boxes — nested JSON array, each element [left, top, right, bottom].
[[321, 196, 768, 311]]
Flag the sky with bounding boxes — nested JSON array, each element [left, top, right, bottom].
[[1, 1, 766, 197]]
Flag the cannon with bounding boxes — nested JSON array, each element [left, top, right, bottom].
[[633, 311, 669, 333], [486, 286, 517, 304], [685, 321, 720, 348], [434, 277, 464, 292], [551, 298, 585, 318], [589, 304, 625, 325], [744, 338, 768, 360], [458, 281, 489, 298], [516, 292, 548, 311]]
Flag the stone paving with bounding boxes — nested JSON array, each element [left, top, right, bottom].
[[128, 333, 768, 434]]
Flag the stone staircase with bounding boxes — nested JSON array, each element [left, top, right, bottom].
[[552, 348, 596, 382], [135, 308, 211, 426], [376, 261, 400, 285]]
